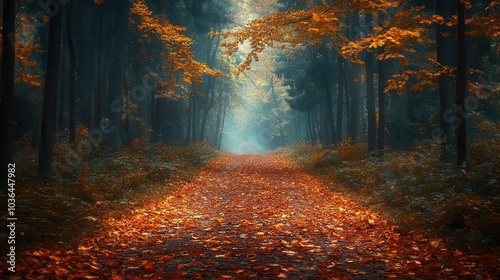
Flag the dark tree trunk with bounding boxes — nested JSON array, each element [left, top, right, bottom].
[[99, 4, 113, 132], [436, 0, 458, 162], [456, 0, 468, 165], [200, 35, 220, 141], [347, 13, 362, 141], [218, 95, 229, 149], [336, 56, 344, 143], [365, 13, 377, 152], [377, 53, 386, 156], [377, 11, 388, 157], [106, 0, 130, 154], [200, 76, 216, 141], [270, 76, 286, 146], [186, 97, 193, 144], [320, 45, 335, 145], [66, 1, 76, 143], [38, 9, 63, 175], [0, 0, 16, 188], [58, 40, 67, 131], [214, 92, 223, 147], [151, 97, 160, 143]]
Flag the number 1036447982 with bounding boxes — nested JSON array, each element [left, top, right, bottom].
[[7, 163, 16, 216]]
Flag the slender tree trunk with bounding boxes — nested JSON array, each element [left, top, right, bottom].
[[436, 0, 457, 162], [336, 56, 344, 143], [66, 1, 76, 143], [151, 97, 159, 142], [190, 95, 198, 143], [214, 92, 223, 147], [456, 0, 468, 165], [186, 97, 193, 144], [270, 76, 286, 146], [365, 13, 377, 152], [58, 40, 67, 131], [38, 9, 63, 175], [377, 11, 388, 157], [200, 76, 216, 141], [347, 13, 362, 141], [377, 53, 386, 156], [0, 0, 16, 188], [98, 5, 110, 132], [218, 95, 228, 149], [316, 107, 321, 143], [321, 69, 335, 145], [344, 67, 351, 140], [106, 0, 130, 154]]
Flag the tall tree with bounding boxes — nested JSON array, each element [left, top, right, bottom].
[[336, 55, 344, 143], [377, 10, 388, 157], [436, 0, 458, 162], [0, 0, 16, 188], [106, 0, 130, 154], [455, 0, 468, 165], [66, 1, 76, 143], [38, 7, 63, 175], [365, 12, 377, 152], [347, 13, 362, 141]]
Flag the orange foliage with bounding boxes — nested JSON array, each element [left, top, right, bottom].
[[7, 154, 499, 279], [385, 63, 455, 95], [220, 3, 345, 74], [130, 0, 222, 97], [220, 0, 401, 74], [221, 0, 497, 97]]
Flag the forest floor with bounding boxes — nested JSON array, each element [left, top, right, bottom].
[[2, 154, 499, 279]]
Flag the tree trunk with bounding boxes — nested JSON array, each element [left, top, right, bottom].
[[347, 13, 362, 141], [377, 53, 386, 156], [151, 97, 160, 143], [436, 0, 457, 162], [218, 95, 229, 149], [186, 97, 193, 144], [456, 0, 468, 165], [38, 9, 63, 175], [321, 55, 335, 145], [336, 56, 344, 143], [377, 11, 388, 157], [200, 76, 216, 141], [106, 0, 130, 154], [366, 13, 377, 152], [270, 76, 286, 146], [66, 1, 76, 143], [0, 0, 16, 188], [214, 91, 223, 147]]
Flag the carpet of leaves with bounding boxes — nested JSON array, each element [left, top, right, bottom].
[[280, 137, 500, 252], [2, 155, 499, 279]]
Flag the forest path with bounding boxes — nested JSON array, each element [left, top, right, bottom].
[[11, 155, 495, 279]]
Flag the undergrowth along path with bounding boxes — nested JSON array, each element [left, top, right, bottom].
[[5, 155, 498, 279]]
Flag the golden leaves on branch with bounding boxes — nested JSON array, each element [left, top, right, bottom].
[[386, 63, 456, 95], [220, 4, 343, 74], [340, 26, 426, 66], [130, 0, 222, 97]]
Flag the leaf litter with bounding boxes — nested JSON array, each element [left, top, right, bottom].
[[2, 155, 499, 279]]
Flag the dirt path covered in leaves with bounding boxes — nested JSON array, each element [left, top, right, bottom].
[[4, 155, 499, 279]]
